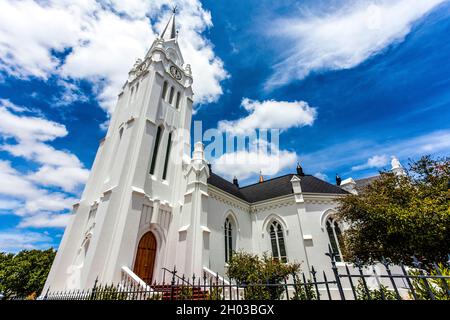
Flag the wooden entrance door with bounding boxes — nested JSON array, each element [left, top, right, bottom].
[[133, 232, 157, 284]]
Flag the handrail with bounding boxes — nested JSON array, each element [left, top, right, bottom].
[[202, 266, 244, 300], [121, 266, 153, 292], [162, 267, 192, 286], [202, 266, 230, 285]]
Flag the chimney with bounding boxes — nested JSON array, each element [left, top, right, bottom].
[[336, 174, 342, 186], [233, 176, 239, 188]]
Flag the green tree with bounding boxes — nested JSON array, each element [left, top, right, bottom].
[[337, 156, 450, 266], [226, 251, 300, 300], [0, 248, 56, 299], [408, 263, 450, 300]]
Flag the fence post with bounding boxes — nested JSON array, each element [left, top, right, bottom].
[[413, 256, 435, 300], [326, 244, 345, 300], [90, 276, 99, 300], [311, 266, 320, 300], [170, 266, 177, 301], [44, 287, 50, 300], [381, 257, 401, 300], [433, 262, 450, 298]]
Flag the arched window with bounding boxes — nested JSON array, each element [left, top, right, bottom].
[[129, 86, 135, 105], [224, 218, 233, 263], [175, 92, 181, 109], [149, 126, 163, 175], [162, 81, 168, 100], [169, 87, 175, 105], [269, 221, 287, 263], [326, 217, 343, 262], [162, 132, 172, 180]]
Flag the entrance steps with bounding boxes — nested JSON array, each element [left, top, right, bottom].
[[151, 285, 208, 300]]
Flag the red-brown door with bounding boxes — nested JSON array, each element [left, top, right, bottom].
[[133, 232, 157, 284]]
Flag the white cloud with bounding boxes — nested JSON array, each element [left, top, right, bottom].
[[0, 100, 90, 192], [0, 160, 78, 215], [18, 213, 72, 229], [265, 0, 445, 89], [212, 139, 298, 180], [0, 100, 87, 226], [218, 98, 317, 134], [0, 101, 67, 142], [352, 154, 389, 171], [314, 172, 328, 181], [0, 230, 54, 253], [28, 165, 89, 193], [0, 199, 21, 211], [0, 0, 228, 112]]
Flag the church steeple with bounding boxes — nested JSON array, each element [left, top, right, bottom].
[[160, 8, 177, 41], [259, 171, 264, 183]]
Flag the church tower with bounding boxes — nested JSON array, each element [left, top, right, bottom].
[[43, 10, 194, 291]]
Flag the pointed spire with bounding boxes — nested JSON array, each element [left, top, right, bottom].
[[336, 174, 342, 186], [296, 162, 305, 176], [160, 7, 177, 41], [259, 170, 264, 183]]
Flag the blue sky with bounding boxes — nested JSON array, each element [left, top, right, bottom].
[[0, 0, 450, 252]]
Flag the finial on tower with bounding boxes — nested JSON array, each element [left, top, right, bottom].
[[259, 170, 264, 183]]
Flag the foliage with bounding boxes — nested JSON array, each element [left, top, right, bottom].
[[0, 249, 56, 300], [205, 287, 223, 300], [409, 263, 450, 300], [354, 280, 398, 300], [91, 284, 128, 300], [336, 156, 450, 266], [226, 251, 301, 300], [178, 286, 193, 300], [291, 279, 317, 300], [147, 293, 162, 300]]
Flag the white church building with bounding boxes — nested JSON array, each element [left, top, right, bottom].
[[43, 11, 405, 293]]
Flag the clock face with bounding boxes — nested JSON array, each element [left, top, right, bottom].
[[170, 65, 182, 81]]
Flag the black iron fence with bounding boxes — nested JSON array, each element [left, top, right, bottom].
[[42, 248, 450, 301]]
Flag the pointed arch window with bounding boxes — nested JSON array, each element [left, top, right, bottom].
[[162, 132, 172, 180], [135, 82, 140, 97], [326, 217, 343, 262], [162, 81, 168, 100], [224, 218, 233, 263], [149, 126, 163, 175], [269, 221, 287, 263], [175, 92, 181, 109], [169, 87, 175, 105], [129, 87, 135, 105]]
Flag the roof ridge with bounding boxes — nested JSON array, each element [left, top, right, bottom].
[[239, 173, 300, 189]]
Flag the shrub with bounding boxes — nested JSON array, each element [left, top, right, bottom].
[[178, 286, 193, 300], [291, 279, 317, 300], [355, 280, 398, 300], [408, 263, 450, 300], [226, 251, 301, 300]]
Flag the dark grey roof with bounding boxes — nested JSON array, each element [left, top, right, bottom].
[[207, 173, 348, 203], [207, 173, 246, 200], [355, 175, 380, 191]]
